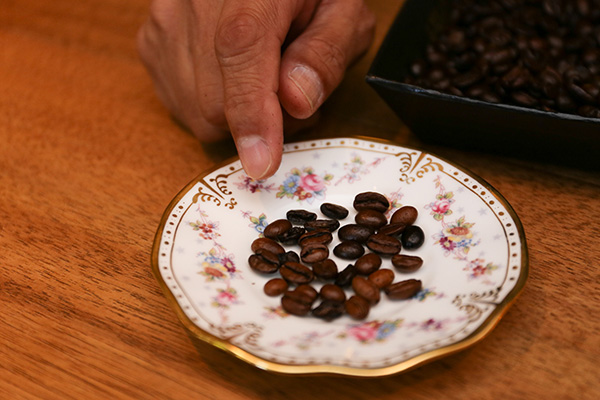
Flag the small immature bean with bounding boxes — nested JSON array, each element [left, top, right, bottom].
[[391, 254, 423, 272], [369, 269, 395, 288], [320, 203, 349, 220], [345, 295, 370, 320], [384, 279, 423, 300], [354, 253, 382, 275], [264, 278, 288, 296], [352, 276, 380, 305]]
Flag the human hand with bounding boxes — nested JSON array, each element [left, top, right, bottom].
[[137, 0, 375, 179]]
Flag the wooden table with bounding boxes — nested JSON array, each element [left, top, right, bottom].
[[2, 1, 599, 398]]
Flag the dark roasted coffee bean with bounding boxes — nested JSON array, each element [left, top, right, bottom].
[[333, 240, 365, 260], [501, 66, 530, 89], [378, 222, 407, 237], [539, 67, 562, 98], [385, 279, 422, 300], [335, 264, 357, 287], [579, 105, 600, 118], [368, 269, 395, 289], [338, 224, 373, 243], [277, 226, 305, 245], [263, 219, 292, 241], [251, 237, 285, 255], [248, 250, 280, 274], [354, 253, 382, 275], [280, 262, 314, 284], [295, 284, 318, 302], [298, 229, 333, 247], [304, 219, 340, 232], [352, 276, 380, 304], [355, 209, 388, 230], [567, 82, 596, 104], [320, 203, 349, 220], [264, 278, 288, 296], [401, 225, 425, 250], [353, 192, 390, 213], [312, 300, 345, 321], [452, 68, 483, 88], [286, 209, 317, 225], [312, 259, 338, 280], [511, 91, 538, 107], [281, 290, 313, 316], [391, 254, 424, 272], [278, 250, 300, 265], [391, 206, 418, 226], [345, 295, 370, 320], [300, 242, 329, 264], [320, 284, 346, 303], [366, 233, 402, 256]]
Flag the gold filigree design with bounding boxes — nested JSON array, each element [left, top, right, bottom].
[[396, 151, 444, 184], [192, 186, 221, 206], [452, 288, 502, 323], [209, 173, 233, 196], [192, 168, 241, 208]]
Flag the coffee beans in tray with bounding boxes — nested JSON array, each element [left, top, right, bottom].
[[403, 0, 600, 118], [248, 192, 425, 321]]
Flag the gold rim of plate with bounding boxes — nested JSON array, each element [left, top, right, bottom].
[[150, 136, 529, 377]]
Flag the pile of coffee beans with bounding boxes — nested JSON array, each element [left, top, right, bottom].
[[248, 192, 425, 321], [403, 0, 600, 118]]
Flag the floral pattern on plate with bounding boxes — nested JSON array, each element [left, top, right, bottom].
[[152, 137, 528, 376]]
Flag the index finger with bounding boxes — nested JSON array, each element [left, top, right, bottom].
[[214, 0, 302, 179]]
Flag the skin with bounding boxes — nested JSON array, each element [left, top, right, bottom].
[[137, 0, 375, 179]]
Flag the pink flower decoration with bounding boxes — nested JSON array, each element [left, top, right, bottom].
[[347, 322, 379, 342], [300, 173, 325, 192], [432, 198, 451, 214]]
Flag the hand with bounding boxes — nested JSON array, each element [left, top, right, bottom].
[[137, 0, 375, 179]]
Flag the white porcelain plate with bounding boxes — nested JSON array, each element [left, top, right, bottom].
[[152, 137, 528, 376]]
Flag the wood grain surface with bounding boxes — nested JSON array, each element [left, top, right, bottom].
[[1, 1, 599, 399]]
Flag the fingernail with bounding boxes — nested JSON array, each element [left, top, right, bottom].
[[237, 135, 272, 179], [288, 65, 323, 112]]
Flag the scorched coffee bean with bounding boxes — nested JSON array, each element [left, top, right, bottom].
[[263, 219, 292, 241], [304, 219, 340, 232], [377, 222, 407, 237], [335, 264, 357, 287], [277, 226, 305, 245], [401, 225, 425, 250], [333, 240, 365, 260], [312, 300, 345, 321], [320, 203, 349, 220], [286, 209, 317, 225], [312, 259, 338, 280], [366, 233, 402, 256], [338, 224, 373, 243]]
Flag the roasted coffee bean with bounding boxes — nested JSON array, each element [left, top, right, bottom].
[[354, 253, 382, 275], [264, 278, 288, 296], [345, 295, 370, 320], [281, 290, 313, 316], [355, 209, 388, 230], [320, 203, 349, 220], [277, 250, 300, 265], [312, 300, 345, 321], [366, 233, 402, 256], [320, 284, 346, 303], [295, 284, 318, 302], [385, 279, 423, 300], [263, 219, 292, 241], [391, 254, 424, 272], [251, 237, 285, 255], [312, 259, 339, 280], [298, 229, 333, 247], [248, 249, 280, 274], [333, 240, 365, 260], [300, 242, 329, 264], [353, 192, 390, 213], [286, 209, 317, 225], [277, 226, 305, 245], [335, 264, 357, 287], [401, 225, 425, 250], [378, 222, 407, 237], [368, 269, 395, 289], [352, 276, 380, 305], [304, 219, 340, 232], [338, 224, 373, 243], [391, 206, 418, 226], [280, 262, 314, 284]]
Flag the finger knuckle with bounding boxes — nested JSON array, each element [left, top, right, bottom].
[[215, 11, 264, 62], [307, 37, 347, 81]]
